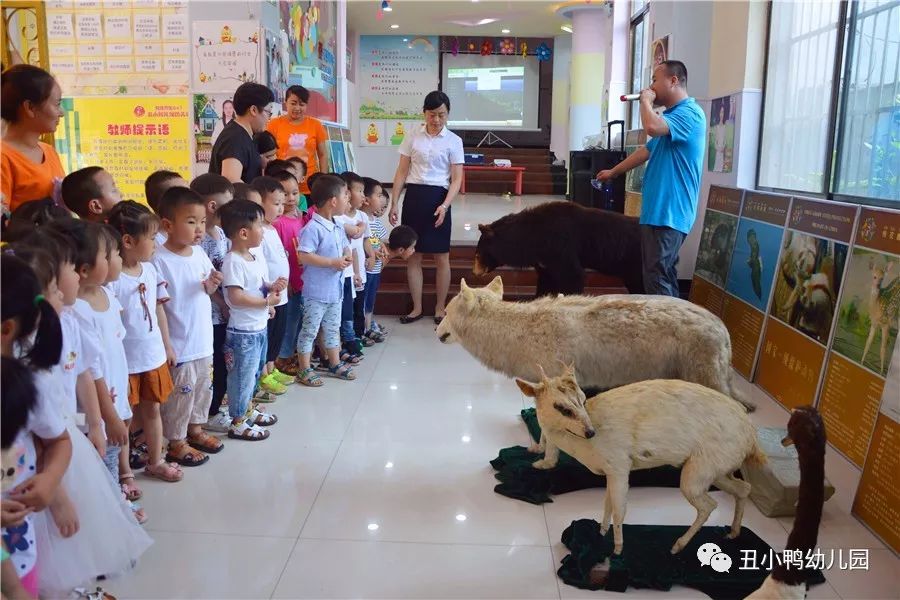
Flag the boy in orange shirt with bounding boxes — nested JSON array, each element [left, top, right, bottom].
[[266, 85, 328, 196]]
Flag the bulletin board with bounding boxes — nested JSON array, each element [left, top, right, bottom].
[[45, 0, 190, 96]]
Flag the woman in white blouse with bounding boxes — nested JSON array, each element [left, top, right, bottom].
[[389, 91, 464, 324]]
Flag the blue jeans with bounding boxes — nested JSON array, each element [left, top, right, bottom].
[[363, 272, 381, 316], [340, 276, 356, 342], [297, 298, 341, 354], [278, 292, 304, 360], [640, 225, 686, 297], [103, 444, 121, 491], [224, 328, 267, 421]]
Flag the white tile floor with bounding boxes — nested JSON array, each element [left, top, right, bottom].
[[106, 314, 899, 599]]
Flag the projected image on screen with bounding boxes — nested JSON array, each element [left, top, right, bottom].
[[442, 54, 540, 131], [446, 66, 525, 127]]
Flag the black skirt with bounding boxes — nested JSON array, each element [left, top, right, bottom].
[[400, 183, 451, 254]]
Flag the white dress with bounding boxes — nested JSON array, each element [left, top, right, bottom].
[[31, 362, 152, 596], [714, 123, 726, 172]]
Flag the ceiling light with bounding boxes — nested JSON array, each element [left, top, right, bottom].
[[475, 18, 496, 26], [461, 435, 471, 443], [561, 24, 573, 33], [456, 514, 467, 521], [382, 1, 392, 12], [385, 462, 394, 469], [390, 24, 399, 29], [367, 523, 379, 531], [501, 29, 510, 34]]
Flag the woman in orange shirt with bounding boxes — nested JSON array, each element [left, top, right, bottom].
[[1, 65, 66, 213], [266, 85, 329, 195]]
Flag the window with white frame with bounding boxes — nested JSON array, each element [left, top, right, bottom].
[[628, 1, 649, 131], [759, 0, 899, 203]]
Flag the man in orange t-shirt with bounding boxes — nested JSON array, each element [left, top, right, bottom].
[[266, 85, 329, 195]]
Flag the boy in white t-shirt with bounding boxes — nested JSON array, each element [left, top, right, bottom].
[[250, 176, 293, 395], [154, 187, 225, 465], [334, 172, 371, 363], [219, 200, 286, 441]]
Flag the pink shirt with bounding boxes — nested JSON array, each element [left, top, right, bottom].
[[273, 207, 317, 294]]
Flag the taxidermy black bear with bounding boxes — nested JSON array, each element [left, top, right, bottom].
[[473, 201, 644, 297]]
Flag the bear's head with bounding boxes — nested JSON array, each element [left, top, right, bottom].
[[473, 224, 500, 275]]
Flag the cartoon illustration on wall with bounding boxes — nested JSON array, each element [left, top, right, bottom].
[[391, 121, 405, 145], [367, 123, 380, 144]]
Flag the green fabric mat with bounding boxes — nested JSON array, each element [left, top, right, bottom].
[[558, 519, 826, 598], [490, 408, 685, 504]]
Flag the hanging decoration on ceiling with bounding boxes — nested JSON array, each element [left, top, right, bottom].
[[467, 40, 477, 52], [450, 37, 460, 56], [481, 39, 493, 56], [519, 41, 528, 58], [500, 38, 515, 55], [536, 42, 552, 61]]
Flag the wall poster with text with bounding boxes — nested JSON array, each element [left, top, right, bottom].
[[688, 186, 742, 317], [279, 0, 337, 122]]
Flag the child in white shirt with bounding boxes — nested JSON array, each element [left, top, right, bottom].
[[251, 176, 293, 395], [334, 172, 370, 363], [107, 201, 181, 483], [153, 187, 225, 467], [219, 199, 285, 441]]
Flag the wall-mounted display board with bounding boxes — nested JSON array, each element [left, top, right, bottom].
[[688, 186, 743, 317]]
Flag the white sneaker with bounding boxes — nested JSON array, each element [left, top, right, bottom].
[[202, 411, 231, 433]]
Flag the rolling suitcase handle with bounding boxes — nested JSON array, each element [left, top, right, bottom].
[[607, 120, 625, 153]]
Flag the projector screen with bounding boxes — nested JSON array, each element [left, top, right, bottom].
[[441, 54, 540, 131]]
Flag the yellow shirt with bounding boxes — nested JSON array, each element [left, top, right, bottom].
[[266, 115, 328, 194]]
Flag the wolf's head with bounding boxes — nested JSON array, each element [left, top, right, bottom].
[[436, 276, 504, 344], [516, 364, 595, 440]]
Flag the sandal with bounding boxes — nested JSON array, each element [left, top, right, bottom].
[[253, 389, 278, 403], [227, 420, 270, 441], [165, 441, 209, 467], [296, 367, 324, 387], [361, 336, 375, 347], [187, 430, 224, 454], [327, 361, 356, 381], [144, 460, 183, 482], [247, 407, 278, 426], [340, 350, 362, 364], [119, 474, 143, 501], [365, 329, 386, 343]]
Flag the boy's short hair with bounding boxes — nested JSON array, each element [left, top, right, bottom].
[[107, 200, 159, 239], [190, 173, 234, 198], [388, 225, 417, 250], [264, 159, 293, 177], [361, 177, 382, 198], [311, 174, 347, 208], [157, 186, 206, 220], [250, 176, 285, 197], [232, 182, 253, 202], [271, 170, 297, 188], [255, 131, 278, 155], [306, 172, 323, 190], [340, 171, 364, 189], [61, 166, 105, 217], [287, 156, 308, 175], [218, 199, 264, 238], [145, 170, 186, 213]]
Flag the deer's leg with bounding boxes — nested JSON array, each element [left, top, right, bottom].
[[599, 489, 612, 535], [713, 473, 752, 539], [879, 323, 890, 374], [861, 322, 878, 366], [606, 473, 629, 555], [672, 457, 717, 554]]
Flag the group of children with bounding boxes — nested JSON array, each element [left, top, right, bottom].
[[0, 156, 417, 597]]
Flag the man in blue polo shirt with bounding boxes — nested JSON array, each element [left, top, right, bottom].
[[597, 60, 706, 296]]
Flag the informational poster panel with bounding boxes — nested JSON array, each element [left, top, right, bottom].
[[279, 0, 337, 122], [46, 0, 190, 96], [852, 333, 900, 553], [819, 208, 900, 466], [755, 198, 857, 409], [191, 21, 262, 93], [721, 191, 791, 378], [688, 186, 743, 317], [55, 96, 192, 201]]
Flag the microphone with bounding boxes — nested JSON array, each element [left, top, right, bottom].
[[620, 93, 641, 102]]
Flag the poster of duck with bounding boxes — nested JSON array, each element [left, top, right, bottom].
[[192, 21, 262, 93]]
